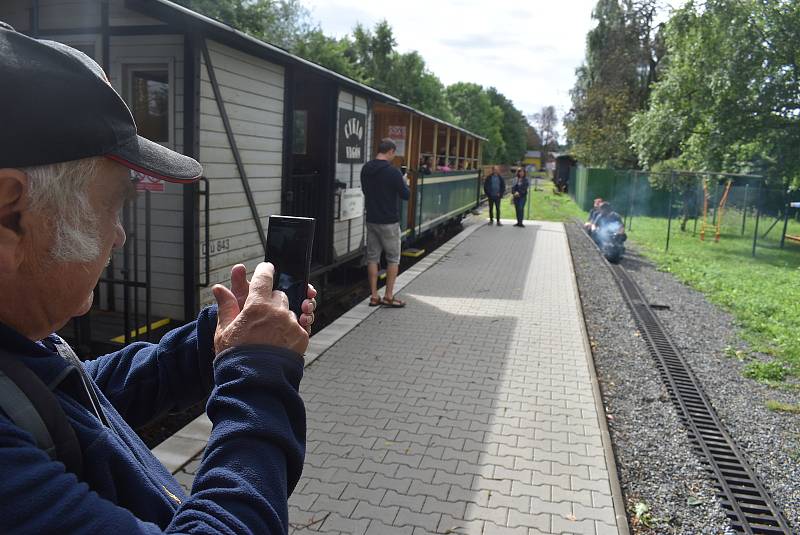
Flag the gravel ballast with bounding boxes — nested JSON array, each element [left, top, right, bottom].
[[617, 235, 800, 532], [566, 223, 732, 534]]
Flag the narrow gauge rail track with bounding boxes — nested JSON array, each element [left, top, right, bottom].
[[573, 223, 791, 534]]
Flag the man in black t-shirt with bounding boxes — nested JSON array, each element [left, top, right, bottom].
[[360, 139, 410, 307]]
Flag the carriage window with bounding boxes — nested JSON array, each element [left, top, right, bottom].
[[125, 65, 170, 143], [293, 110, 308, 155]]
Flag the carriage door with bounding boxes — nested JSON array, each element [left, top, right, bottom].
[[286, 71, 337, 267]]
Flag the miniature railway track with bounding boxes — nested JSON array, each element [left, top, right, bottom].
[[574, 223, 791, 534]]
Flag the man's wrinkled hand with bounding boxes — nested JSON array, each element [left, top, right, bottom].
[[212, 262, 311, 357], [228, 263, 317, 334]]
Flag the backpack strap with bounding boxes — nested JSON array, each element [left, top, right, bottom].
[[0, 352, 84, 479]]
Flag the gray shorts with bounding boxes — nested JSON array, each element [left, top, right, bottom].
[[366, 222, 401, 265]]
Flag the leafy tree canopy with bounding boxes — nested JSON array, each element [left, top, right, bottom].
[[446, 83, 505, 163], [175, 0, 312, 50], [566, 0, 667, 168], [629, 0, 800, 187]]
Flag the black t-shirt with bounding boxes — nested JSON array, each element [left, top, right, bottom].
[[360, 159, 411, 224]]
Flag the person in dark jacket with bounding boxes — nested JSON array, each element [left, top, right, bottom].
[[585, 197, 604, 232], [483, 166, 506, 225], [0, 26, 317, 534], [360, 139, 410, 307], [511, 168, 530, 227]]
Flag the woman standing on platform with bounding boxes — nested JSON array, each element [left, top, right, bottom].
[[512, 168, 530, 227]]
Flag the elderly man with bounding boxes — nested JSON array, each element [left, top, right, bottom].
[[0, 25, 315, 533]]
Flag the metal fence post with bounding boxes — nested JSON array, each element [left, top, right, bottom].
[[780, 187, 790, 249], [752, 179, 763, 257], [665, 171, 676, 252], [741, 183, 749, 236], [526, 180, 532, 220], [628, 171, 637, 231]]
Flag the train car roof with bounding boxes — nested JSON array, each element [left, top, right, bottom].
[[126, 0, 399, 103], [393, 103, 488, 142]]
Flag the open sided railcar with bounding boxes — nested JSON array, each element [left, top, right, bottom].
[[371, 103, 486, 239], [0, 0, 482, 354]]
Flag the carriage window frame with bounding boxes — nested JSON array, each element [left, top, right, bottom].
[[123, 62, 174, 147]]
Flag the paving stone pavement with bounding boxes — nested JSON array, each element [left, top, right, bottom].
[[173, 220, 622, 535]]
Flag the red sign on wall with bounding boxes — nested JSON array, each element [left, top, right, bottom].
[[131, 170, 165, 192]]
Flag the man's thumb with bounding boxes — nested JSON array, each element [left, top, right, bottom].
[[213, 285, 240, 328]]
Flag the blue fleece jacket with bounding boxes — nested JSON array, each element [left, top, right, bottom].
[[0, 306, 306, 534]]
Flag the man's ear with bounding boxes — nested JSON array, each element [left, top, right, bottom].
[[0, 168, 28, 272]]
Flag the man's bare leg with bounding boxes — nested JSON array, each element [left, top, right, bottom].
[[384, 263, 399, 300], [368, 262, 380, 300]]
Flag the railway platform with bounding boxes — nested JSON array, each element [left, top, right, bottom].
[[154, 217, 627, 535]]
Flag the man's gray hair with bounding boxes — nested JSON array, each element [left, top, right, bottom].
[[23, 157, 103, 263]]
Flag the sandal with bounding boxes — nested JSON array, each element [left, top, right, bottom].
[[382, 296, 406, 308], [369, 296, 382, 307]]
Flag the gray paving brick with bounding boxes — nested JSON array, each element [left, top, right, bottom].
[[552, 487, 593, 507], [531, 495, 572, 517], [364, 520, 413, 535], [340, 483, 386, 505], [448, 485, 490, 507], [573, 503, 617, 525], [311, 495, 358, 517], [421, 496, 467, 518], [408, 479, 450, 501], [319, 513, 370, 535], [394, 507, 441, 531], [381, 490, 425, 512], [551, 515, 596, 535], [369, 474, 412, 493], [483, 523, 529, 535], [506, 509, 552, 531], [464, 503, 508, 525], [437, 515, 485, 535], [352, 501, 399, 524]]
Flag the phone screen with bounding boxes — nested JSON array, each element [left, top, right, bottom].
[[265, 216, 315, 318]]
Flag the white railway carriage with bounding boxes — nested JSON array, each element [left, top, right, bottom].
[[0, 0, 484, 354]]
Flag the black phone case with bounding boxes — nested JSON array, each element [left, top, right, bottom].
[[265, 216, 315, 316]]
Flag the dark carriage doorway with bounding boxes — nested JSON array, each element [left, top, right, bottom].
[[284, 70, 337, 269]]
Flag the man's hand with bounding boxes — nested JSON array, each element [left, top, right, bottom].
[[212, 262, 312, 356], [228, 264, 317, 333]]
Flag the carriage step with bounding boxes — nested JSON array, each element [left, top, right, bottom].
[[401, 248, 426, 258]]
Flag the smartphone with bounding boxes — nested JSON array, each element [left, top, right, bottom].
[[265, 216, 315, 318]]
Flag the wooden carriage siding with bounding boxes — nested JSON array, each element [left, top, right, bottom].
[[197, 40, 285, 309]]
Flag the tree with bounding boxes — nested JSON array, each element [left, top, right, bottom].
[[446, 83, 504, 163], [176, 0, 312, 50], [487, 88, 528, 164], [530, 106, 560, 163], [566, 0, 668, 168], [526, 125, 542, 151], [351, 21, 396, 90], [292, 29, 362, 80], [629, 0, 800, 188]]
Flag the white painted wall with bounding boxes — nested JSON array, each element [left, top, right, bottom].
[[197, 40, 285, 308], [333, 90, 371, 259]]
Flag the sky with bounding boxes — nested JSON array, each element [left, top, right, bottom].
[[300, 0, 602, 134]]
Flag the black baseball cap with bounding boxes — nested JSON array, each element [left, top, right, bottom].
[[0, 24, 202, 183]]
